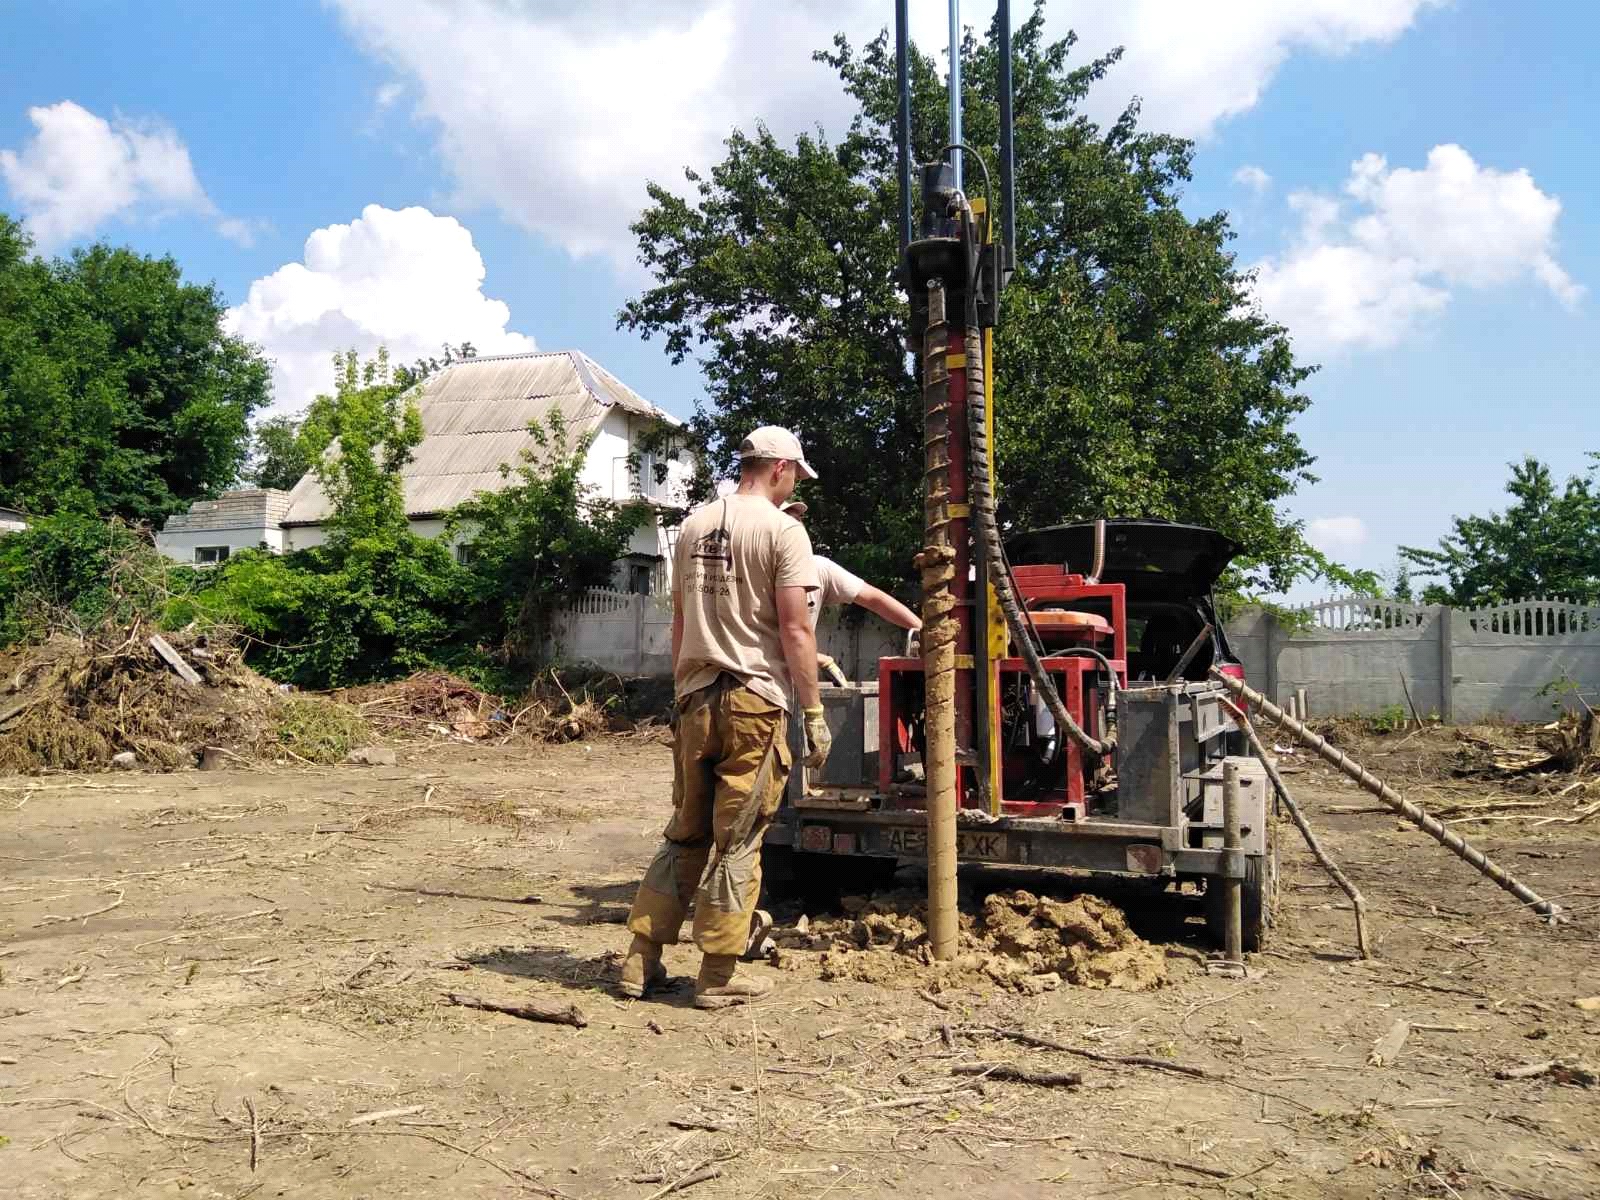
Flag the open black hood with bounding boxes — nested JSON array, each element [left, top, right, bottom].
[[1006, 519, 1240, 598]]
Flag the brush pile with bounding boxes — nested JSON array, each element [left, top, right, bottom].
[[339, 672, 504, 742], [0, 620, 284, 772], [337, 667, 645, 745], [1454, 711, 1600, 779]]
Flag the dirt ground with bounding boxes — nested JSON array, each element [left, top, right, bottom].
[[3, 731, 1598, 1199]]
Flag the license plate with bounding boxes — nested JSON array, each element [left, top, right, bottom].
[[884, 826, 1008, 861]]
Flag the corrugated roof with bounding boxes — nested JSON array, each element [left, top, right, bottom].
[[281, 351, 678, 525]]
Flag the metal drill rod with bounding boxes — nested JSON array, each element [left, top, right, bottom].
[[920, 281, 960, 961], [1210, 669, 1563, 922]]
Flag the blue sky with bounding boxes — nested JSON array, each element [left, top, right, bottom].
[[2, 1, 1594, 595]]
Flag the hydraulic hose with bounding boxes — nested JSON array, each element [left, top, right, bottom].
[[962, 293, 1113, 757]]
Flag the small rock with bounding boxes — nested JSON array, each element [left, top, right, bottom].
[[344, 746, 397, 767], [1574, 996, 1600, 1013], [111, 751, 137, 770]]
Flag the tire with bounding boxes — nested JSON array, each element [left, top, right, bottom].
[[1205, 843, 1278, 953]]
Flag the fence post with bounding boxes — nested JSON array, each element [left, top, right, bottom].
[[1437, 605, 1454, 724], [1264, 610, 1282, 708], [633, 594, 646, 675]]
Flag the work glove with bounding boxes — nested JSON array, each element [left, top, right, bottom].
[[802, 704, 832, 771], [817, 653, 848, 687]]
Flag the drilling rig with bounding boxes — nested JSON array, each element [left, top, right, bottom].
[[769, 0, 1275, 957]]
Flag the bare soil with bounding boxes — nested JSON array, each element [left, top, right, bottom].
[[3, 730, 1598, 1199]]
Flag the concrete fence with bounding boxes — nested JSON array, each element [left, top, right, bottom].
[[1226, 596, 1600, 723], [553, 589, 1600, 724], [549, 588, 906, 680]]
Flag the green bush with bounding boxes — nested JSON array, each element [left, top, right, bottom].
[[200, 536, 468, 688], [0, 513, 204, 644]]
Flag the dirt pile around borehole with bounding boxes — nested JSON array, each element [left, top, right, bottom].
[[778, 888, 1167, 994]]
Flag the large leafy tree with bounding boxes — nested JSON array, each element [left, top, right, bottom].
[[0, 214, 270, 522], [1400, 455, 1600, 606], [621, 4, 1319, 593], [242, 414, 313, 491]]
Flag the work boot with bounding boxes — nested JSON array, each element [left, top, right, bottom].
[[694, 953, 772, 1009], [742, 909, 775, 962], [618, 934, 668, 998]]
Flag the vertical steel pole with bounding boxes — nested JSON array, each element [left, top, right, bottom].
[[948, 0, 962, 188], [1222, 760, 1244, 963], [997, 0, 1016, 271], [895, 0, 913, 264]]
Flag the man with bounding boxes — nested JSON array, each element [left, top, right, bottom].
[[782, 500, 921, 652], [739, 501, 924, 964], [621, 426, 832, 1010]]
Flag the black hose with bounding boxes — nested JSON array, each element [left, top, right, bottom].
[[963, 315, 1112, 757]]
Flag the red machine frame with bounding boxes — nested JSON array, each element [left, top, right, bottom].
[[879, 566, 1128, 819]]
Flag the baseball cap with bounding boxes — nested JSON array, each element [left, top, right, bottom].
[[738, 426, 818, 480], [781, 500, 808, 518]]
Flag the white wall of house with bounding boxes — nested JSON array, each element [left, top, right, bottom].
[[156, 405, 692, 585], [154, 490, 290, 565]]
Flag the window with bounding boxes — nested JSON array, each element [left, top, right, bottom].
[[455, 542, 478, 566], [194, 545, 230, 566]]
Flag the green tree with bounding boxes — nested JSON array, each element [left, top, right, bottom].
[[0, 214, 270, 522], [1400, 455, 1600, 606], [243, 414, 313, 491], [394, 341, 478, 389], [451, 414, 647, 668], [299, 349, 423, 546], [620, 5, 1319, 594]]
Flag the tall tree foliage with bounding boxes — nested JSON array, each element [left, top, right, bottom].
[[451, 415, 647, 667], [0, 214, 269, 522], [1400, 455, 1600, 606], [242, 414, 313, 491], [299, 349, 423, 547], [620, 4, 1319, 593]]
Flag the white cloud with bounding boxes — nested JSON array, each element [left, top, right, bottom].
[[1306, 516, 1369, 556], [1064, 0, 1445, 138], [331, 0, 1443, 267], [1251, 144, 1581, 354], [225, 204, 536, 413], [374, 82, 404, 109], [0, 100, 247, 249], [1233, 165, 1272, 195]]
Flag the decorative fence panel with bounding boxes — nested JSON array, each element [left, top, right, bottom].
[[1225, 596, 1600, 723]]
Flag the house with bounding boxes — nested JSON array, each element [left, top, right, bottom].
[[155, 350, 691, 590]]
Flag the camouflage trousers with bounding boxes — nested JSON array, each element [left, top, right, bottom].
[[627, 675, 791, 957]]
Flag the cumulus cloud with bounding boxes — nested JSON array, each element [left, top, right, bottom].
[[1306, 516, 1369, 557], [0, 100, 246, 249], [1252, 144, 1581, 354], [333, 0, 1441, 267], [1066, 0, 1445, 138], [1233, 165, 1272, 195], [225, 204, 536, 413]]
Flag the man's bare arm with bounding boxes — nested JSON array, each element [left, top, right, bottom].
[[777, 585, 820, 710], [671, 605, 684, 668], [855, 584, 922, 632]]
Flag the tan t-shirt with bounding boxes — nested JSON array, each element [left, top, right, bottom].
[[672, 494, 819, 710], [805, 555, 866, 630]]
